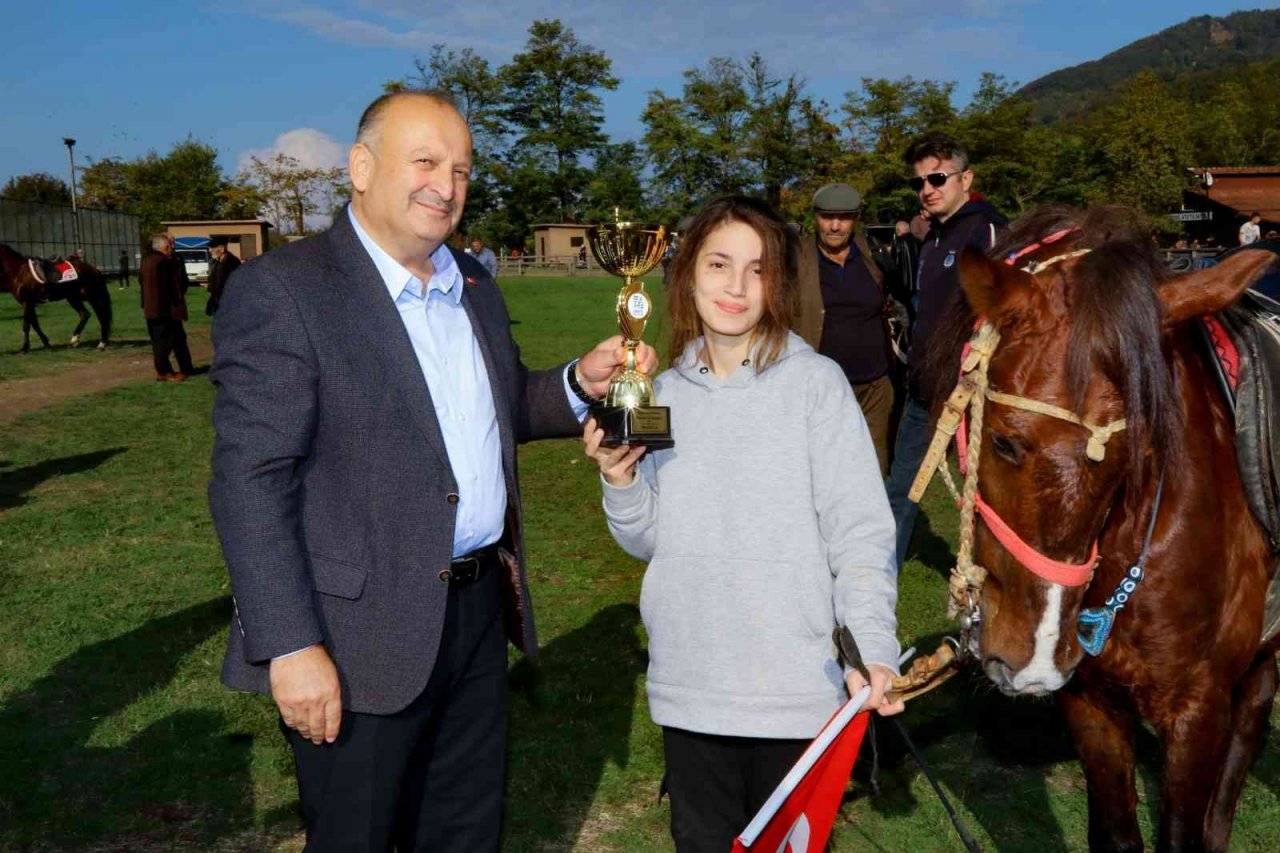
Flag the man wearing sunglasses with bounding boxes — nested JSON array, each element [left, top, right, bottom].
[[884, 132, 1007, 567]]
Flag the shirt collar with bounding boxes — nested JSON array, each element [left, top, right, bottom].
[[348, 206, 463, 304], [816, 235, 860, 267]]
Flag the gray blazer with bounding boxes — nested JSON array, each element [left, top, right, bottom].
[[209, 210, 581, 714]]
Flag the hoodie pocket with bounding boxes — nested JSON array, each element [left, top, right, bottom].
[[639, 555, 831, 650]]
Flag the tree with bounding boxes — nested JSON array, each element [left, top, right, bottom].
[[500, 20, 619, 221], [1, 172, 71, 204], [1089, 71, 1191, 214], [79, 158, 131, 210], [237, 153, 346, 235], [120, 138, 226, 237], [579, 142, 649, 225]]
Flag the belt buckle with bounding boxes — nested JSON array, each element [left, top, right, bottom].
[[446, 553, 484, 584]]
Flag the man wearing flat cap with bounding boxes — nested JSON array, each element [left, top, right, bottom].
[[793, 183, 895, 475], [206, 235, 240, 317]]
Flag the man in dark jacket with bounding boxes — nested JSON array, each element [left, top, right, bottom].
[[209, 90, 651, 852], [206, 235, 240, 316], [793, 183, 895, 475], [884, 133, 1007, 566], [139, 234, 193, 380]]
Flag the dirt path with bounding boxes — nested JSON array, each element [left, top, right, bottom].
[[0, 328, 213, 424]]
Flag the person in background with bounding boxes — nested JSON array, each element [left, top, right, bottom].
[[206, 235, 240, 316], [467, 235, 499, 279], [584, 194, 901, 853], [793, 183, 895, 475], [883, 132, 1006, 568], [118, 249, 130, 289], [139, 233, 195, 381], [1240, 211, 1263, 246]]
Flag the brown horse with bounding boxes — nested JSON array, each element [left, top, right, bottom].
[[924, 206, 1278, 851], [0, 243, 113, 352]]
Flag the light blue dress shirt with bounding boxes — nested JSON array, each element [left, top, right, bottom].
[[348, 208, 589, 557]]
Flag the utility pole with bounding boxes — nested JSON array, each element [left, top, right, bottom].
[[62, 137, 81, 254]]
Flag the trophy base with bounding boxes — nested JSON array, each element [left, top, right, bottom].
[[591, 404, 674, 450]]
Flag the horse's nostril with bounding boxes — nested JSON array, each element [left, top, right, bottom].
[[983, 656, 1015, 688]]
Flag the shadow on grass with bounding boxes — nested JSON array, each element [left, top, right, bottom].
[[5, 336, 153, 356], [0, 597, 258, 849], [0, 447, 127, 510], [504, 603, 645, 847], [907, 510, 955, 583], [844, 630, 1076, 852]]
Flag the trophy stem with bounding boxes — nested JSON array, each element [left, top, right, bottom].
[[624, 344, 637, 373]]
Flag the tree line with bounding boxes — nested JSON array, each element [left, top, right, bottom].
[[6, 19, 1279, 248]]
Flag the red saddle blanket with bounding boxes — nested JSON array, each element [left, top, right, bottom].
[[54, 260, 79, 283]]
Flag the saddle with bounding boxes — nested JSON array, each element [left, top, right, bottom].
[[1195, 244, 1280, 641]]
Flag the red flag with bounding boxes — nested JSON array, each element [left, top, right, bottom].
[[732, 687, 871, 853]]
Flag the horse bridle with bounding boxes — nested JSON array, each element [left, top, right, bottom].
[[903, 234, 1134, 678]]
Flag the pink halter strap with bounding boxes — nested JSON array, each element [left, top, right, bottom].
[[1004, 227, 1080, 267]]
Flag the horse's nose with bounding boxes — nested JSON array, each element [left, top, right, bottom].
[[982, 656, 1016, 693]]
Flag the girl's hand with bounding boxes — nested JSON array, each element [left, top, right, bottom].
[[582, 417, 646, 486]]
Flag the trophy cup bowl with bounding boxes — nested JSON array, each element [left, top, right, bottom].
[[586, 220, 674, 450]]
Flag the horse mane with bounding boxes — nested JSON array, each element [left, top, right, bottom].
[[923, 205, 1181, 478]]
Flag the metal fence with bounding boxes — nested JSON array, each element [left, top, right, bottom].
[[0, 197, 141, 273]]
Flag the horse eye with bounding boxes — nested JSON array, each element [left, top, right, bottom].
[[991, 432, 1025, 465]]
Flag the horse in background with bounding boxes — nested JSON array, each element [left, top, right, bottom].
[[0, 243, 113, 352], [927, 206, 1277, 850]]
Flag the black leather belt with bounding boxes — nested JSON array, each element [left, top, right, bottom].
[[440, 544, 499, 584]]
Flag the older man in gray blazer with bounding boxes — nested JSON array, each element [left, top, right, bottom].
[[209, 90, 652, 852]]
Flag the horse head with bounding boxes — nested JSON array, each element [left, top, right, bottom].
[[949, 206, 1277, 697]]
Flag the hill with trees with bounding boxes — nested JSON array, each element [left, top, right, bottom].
[[1020, 9, 1280, 123]]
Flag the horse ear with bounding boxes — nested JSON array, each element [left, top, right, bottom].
[[1159, 250, 1278, 328], [958, 248, 1021, 317]]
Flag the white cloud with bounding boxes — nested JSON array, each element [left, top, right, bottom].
[[237, 127, 347, 174]]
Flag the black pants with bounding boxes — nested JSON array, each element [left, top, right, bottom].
[[147, 318, 194, 375], [662, 727, 808, 853], [285, 563, 508, 852]]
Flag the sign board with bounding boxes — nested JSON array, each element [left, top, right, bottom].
[[1169, 211, 1213, 222]]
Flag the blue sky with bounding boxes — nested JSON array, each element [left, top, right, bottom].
[[2, 1, 1275, 189]]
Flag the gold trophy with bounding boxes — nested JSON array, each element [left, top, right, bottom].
[[586, 215, 674, 449]]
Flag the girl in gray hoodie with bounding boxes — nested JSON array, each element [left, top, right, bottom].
[[583, 196, 901, 852]]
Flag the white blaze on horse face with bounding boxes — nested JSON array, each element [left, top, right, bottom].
[[1011, 583, 1069, 694]]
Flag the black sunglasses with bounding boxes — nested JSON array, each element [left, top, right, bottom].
[[909, 170, 965, 192]]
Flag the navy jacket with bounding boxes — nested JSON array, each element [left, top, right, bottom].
[[908, 199, 1008, 395]]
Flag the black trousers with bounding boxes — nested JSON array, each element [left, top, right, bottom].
[[662, 727, 808, 853], [146, 318, 194, 375], [284, 562, 508, 853]]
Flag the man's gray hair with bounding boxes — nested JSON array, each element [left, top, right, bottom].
[[151, 234, 171, 251]]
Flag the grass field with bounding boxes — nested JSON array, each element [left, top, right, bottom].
[[1, 278, 1278, 851]]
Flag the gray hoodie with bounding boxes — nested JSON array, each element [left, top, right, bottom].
[[602, 332, 899, 739]]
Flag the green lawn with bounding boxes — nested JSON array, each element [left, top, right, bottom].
[[1, 276, 1277, 851]]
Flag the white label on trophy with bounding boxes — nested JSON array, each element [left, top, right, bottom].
[[626, 292, 650, 320]]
